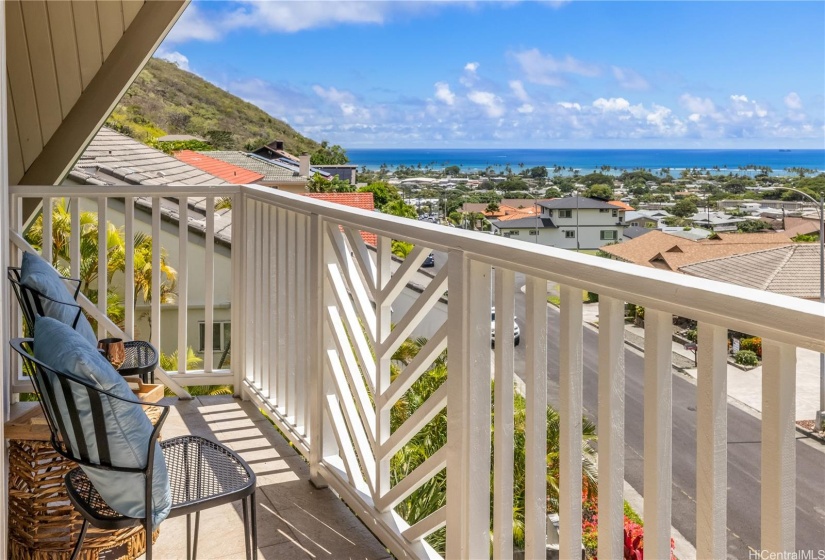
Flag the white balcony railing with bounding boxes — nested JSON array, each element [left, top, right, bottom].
[[9, 184, 825, 559]]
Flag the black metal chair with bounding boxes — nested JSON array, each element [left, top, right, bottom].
[[8, 267, 159, 382], [9, 338, 258, 560]]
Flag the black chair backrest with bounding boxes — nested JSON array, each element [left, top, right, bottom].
[[8, 338, 168, 473], [7, 267, 84, 335]]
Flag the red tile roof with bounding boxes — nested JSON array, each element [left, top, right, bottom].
[[305, 193, 378, 246], [608, 200, 635, 211], [174, 150, 265, 184]]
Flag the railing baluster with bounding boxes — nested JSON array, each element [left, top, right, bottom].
[[276, 207, 287, 409], [643, 309, 673, 558], [376, 236, 392, 500], [243, 196, 255, 385], [493, 268, 515, 560], [597, 296, 625, 560], [124, 196, 134, 340], [255, 201, 266, 389], [97, 197, 107, 338], [69, 197, 80, 279], [446, 252, 492, 559], [203, 196, 214, 372], [559, 283, 584, 560], [761, 339, 796, 553], [177, 197, 188, 374], [295, 212, 307, 432], [230, 191, 244, 393], [41, 197, 52, 264], [286, 211, 296, 418], [259, 204, 270, 392], [151, 197, 161, 352], [696, 321, 727, 559], [266, 206, 276, 398]]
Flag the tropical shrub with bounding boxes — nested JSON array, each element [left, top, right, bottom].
[[735, 350, 758, 367], [740, 337, 762, 358], [684, 329, 698, 343]]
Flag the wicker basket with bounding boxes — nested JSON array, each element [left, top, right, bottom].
[[7, 439, 159, 560]]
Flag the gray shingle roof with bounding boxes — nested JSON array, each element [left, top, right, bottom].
[[72, 127, 229, 186], [200, 151, 310, 182], [490, 217, 556, 229], [680, 244, 821, 299], [623, 226, 656, 239], [539, 197, 615, 210]]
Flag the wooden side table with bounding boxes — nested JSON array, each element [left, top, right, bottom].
[[6, 381, 164, 560]]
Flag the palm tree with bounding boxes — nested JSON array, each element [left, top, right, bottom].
[[25, 198, 178, 327]]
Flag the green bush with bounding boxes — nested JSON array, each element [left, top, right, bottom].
[[685, 329, 697, 343], [735, 350, 758, 366], [740, 337, 762, 358], [586, 291, 599, 303]]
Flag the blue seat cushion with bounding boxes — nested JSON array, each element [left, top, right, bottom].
[[20, 252, 98, 347], [33, 316, 171, 526]]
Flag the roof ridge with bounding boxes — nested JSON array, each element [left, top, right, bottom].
[[762, 245, 797, 290]]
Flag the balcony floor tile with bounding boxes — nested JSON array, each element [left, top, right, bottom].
[[137, 395, 390, 560]]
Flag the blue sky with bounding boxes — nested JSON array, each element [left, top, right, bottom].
[[158, 1, 825, 149]]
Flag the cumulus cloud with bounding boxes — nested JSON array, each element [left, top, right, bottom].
[[784, 92, 803, 110], [509, 80, 530, 102], [464, 62, 480, 73], [512, 48, 600, 86], [557, 101, 582, 111], [679, 93, 716, 115], [611, 66, 649, 90], [156, 49, 190, 71], [730, 94, 749, 103], [312, 85, 370, 119], [593, 97, 631, 112], [467, 90, 505, 118], [517, 104, 534, 114], [434, 82, 456, 105]]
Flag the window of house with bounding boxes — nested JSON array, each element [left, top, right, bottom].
[[559, 209, 572, 218], [546, 209, 553, 217], [612, 209, 618, 217], [600, 230, 617, 240], [199, 321, 231, 352], [600, 208, 610, 213], [565, 231, 575, 238], [528, 230, 538, 235], [509, 230, 519, 236]]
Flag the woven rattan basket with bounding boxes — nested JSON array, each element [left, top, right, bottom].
[[8, 440, 159, 560]]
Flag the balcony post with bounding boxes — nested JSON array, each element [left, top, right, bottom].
[[761, 340, 796, 553], [696, 322, 727, 559], [446, 251, 492, 559]]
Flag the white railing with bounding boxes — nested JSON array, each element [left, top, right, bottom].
[[9, 184, 825, 559]]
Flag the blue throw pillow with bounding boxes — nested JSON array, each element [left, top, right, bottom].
[[33, 316, 171, 526], [20, 252, 98, 347]]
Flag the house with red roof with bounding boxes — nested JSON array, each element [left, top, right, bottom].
[[174, 150, 264, 184]]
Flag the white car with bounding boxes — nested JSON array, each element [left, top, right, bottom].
[[491, 308, 520, 346]]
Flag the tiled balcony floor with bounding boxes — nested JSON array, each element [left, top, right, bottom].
[[139, 395, 391, 560]]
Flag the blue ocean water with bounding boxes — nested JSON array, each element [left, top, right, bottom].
[[347, 149, 825, 175]]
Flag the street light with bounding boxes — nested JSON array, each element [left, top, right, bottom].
[[769, 186, 824, 428]]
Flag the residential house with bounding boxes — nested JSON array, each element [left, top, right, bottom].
[[491, 196, 625, 249], [199, 151, 325, 193], [624, 209, 672, 229], [688, 210, 748, 232], [3, 2, 822, 559], [252, 140, 358, 184], [174, 150, 264, 184], [601, 230, 793, 271]]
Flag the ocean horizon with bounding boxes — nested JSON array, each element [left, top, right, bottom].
[[346, 148, 825, 176]]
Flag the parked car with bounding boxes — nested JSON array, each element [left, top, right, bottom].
[[422, 252, 435, 267], [491, 307, 520, 345]]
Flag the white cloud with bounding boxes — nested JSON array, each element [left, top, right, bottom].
[[679, 93, 716, 115], [312, 85, 370, 119], [464, 62, 480, 73], [434, 82, 456, 105], [517, 104, 534, 114], [509, 80, 530, 102], [557, 101, 582, 111], [784, 92, 803, 110], [467, 90, 505, 118], [611, 66, 649, 91], [730, 94, 749, 103], [164, 4, 224, 43], [512, 48, 600, 86], [593, 97, 631, 112], [156, 49, 190, 71]]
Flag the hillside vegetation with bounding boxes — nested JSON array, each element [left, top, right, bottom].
[[107, 58, 320, 154]]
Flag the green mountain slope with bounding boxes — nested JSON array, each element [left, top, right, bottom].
[[107, 58, 319, 153]]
